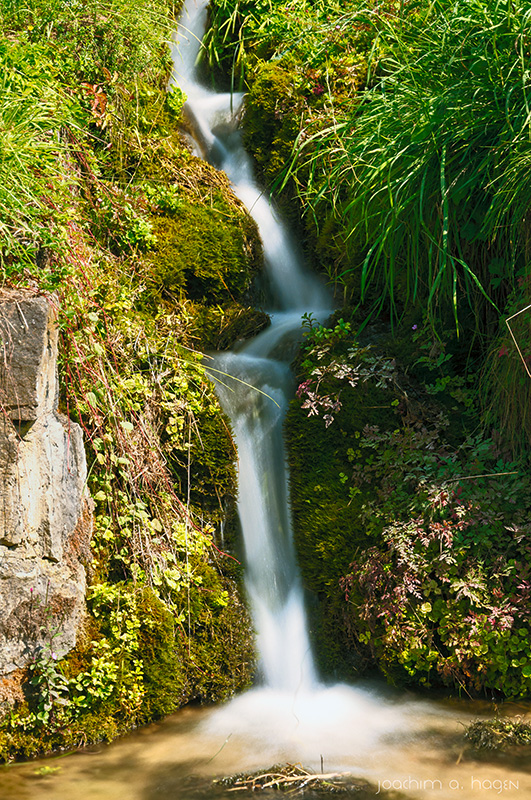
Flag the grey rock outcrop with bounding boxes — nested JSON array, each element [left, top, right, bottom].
[[0, 293, 91, 675]]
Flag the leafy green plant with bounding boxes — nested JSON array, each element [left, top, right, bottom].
[[283, 0, 531, 331], [166, 85, 187, 117], [341, 418, 531, 696], [91, 189, 157, 253], [27, 648, 70, 726], [296, 316, 398, 426]]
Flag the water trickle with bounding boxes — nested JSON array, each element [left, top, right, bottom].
[[171, 2, 329, 313], [172, 0, 331, 694], [168, 0, 445, 779]]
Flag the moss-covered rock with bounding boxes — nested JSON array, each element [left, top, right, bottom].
[[243, 61, 302, 189], [189, 303, 270, 351], [286, 314, 531, 697], [0, 570, 254, 763], [286, 377, 398, 679], [147, 194, 261, 304], [175, 573, 255, 703]]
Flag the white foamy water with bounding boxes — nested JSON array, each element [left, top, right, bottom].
[[172, 0, 332, 698], [202, 683, 423, 770], [171, 0, 419, 744]]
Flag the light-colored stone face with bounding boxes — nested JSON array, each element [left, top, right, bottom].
[[0, 296, 59, 422], [0, 295, 91, 677], [0, 413, 87, 560]]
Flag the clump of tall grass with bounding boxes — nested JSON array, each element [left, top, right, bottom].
[[0, 0, 180, 282], [286, 0, 531, 333], [481, 282, 531, 455], [0, 42, 74, 281], [204, 0, 374, 86]]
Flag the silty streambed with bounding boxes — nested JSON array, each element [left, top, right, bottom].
[[1, 2, 530, 797]]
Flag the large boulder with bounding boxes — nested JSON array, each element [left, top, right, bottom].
[[0, 293, 91, 675]]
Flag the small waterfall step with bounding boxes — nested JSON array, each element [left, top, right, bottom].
[[171, 0, 331, 693]]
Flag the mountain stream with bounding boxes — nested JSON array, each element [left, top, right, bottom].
[[1, 2, 530, 798]]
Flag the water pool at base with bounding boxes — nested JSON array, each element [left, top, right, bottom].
[[1, 689, 531, 800]]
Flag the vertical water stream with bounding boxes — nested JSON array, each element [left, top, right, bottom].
[[168, 1, 440, 777], [171, 0, 331, 694], [169, 3, 435, 774]]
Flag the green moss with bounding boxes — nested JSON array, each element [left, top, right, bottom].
[[176, 576, 255, 703], [0, 711, 122, 763], [286, 382, 397, 593], [147, 193, 261, 304], [243, 61, 302, 190], [189, 303, 270, 351], [136, 587, 185, 721], [286, 378, 398, 678]]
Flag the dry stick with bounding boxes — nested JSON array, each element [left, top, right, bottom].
[[445, 471, 518, 483], [227, 771, 351, 792], [506, 303, 531, 379]]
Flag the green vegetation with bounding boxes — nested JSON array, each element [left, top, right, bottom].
[[0, 0, 177, 281], [287, 315, 531, 696], [0, 0, 259, 761], [208, 0, 531, 333], [284, 0, 531, 331], [204, 0, 531, 699], [3, 0, 531, 761]]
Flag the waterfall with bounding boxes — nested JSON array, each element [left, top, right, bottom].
[[171, 0, 331, 693], [170, 0, 416, 768]]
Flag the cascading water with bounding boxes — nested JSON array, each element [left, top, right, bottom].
[[171, 0, 331, 695], [213, 355, 318, 692], [170, 0, 429, 774]]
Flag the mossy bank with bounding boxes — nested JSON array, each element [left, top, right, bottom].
[[285, 315, 531, 698], [0, 0, 261, 761], [205, 0, 531, 700]]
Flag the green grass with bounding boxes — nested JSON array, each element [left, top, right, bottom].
[[280, 0, 531, 333], [0, 0, 179, 283], [0, 41, 72, 278]]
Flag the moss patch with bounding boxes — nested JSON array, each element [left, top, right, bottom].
[[286, 380, 397, 678], [243, 62, 302, 189], [147, 195, 261, 304]]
